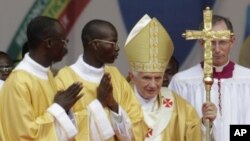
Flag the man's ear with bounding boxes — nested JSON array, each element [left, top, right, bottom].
[[128, 72, 134, 79], [89, 41, 98, 51], [229, 35, 236, 48], [126, 72, 134, 83], [44, 39, 52, 48]]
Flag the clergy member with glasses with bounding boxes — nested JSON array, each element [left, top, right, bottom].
[[55, 19, 144, 141], [0, 51, 13, 81], [0, 51, 13, 89]]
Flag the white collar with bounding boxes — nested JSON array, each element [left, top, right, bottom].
[[214, 60, 230, 72], [70, 54, 104, 83], [14, 53, 50, 80]]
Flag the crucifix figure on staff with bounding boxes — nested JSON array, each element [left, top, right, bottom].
[[182, 7, 233, 141]]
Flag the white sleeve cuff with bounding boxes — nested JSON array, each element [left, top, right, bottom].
[[88, 99, 115, 140], [110, 106, 122, 122], [110, 106, 132, 140], [47, 103, 78, 139]]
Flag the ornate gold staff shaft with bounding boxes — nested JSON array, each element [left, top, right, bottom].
[[203, 39, 213, 141], [203, 9, 214, 141], [182, 8, 213, 140]]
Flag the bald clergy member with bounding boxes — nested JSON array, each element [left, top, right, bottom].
[[55, 19, 144, 141], [124, 14, 216, 141], [0, 16, 83, 141]]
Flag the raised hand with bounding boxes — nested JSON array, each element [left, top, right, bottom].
[[54, 82, 83, 112], [97, 73, 118, 113], [201, 102, 217, 125]]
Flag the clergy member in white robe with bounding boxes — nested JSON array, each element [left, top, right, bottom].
[[169, 15, 250, 141], [124, 14, 205, 141], [169, 61, 250, 141]]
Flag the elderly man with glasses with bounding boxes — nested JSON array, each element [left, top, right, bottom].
[[55, 19, 144, 141]]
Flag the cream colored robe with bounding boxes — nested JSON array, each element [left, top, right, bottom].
[[55, 56, 144, 141], [134, 86, 201, 141], [0, 54, 77, 141]]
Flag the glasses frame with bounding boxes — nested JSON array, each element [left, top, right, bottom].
[[89, 39, 119, 50], [0, 66, 13, 73], [44, 38, 69, 48]]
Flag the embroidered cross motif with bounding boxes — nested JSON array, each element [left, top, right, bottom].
[[146, 128, 153, 138], [163, 98, 173, 108]]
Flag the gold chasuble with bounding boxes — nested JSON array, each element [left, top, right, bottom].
[[0, 57, 60, 141], [124, 14, 202, 141], [0, 54, 78, 141], [56, 64, 144, 141], [140, 87, 201, 141]]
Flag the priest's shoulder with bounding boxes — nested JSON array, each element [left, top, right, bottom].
[[173, 64, 203, 80], [234, 64, 250, 77], [57, 66, 70, 72], [56, 66, 73, 77], [8, 69, 35, 82], [105, 65, 122, 75], [3, 70, 35, 88]]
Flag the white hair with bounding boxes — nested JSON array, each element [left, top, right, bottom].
[[130, 71, 139, 76]]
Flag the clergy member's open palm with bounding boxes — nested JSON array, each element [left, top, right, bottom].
[[54, 82, 83, 112], [97, 73, 118, 112]]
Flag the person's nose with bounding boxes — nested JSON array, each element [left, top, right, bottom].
[[212, 42, 220, 53], [148, 79, 157, 88], [115, 44, 120, 52]]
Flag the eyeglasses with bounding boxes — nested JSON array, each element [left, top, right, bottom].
[[89, 39, 119, 50], [60, 39, 69, 44], [45, 38, 69, 48], [0, 66, 12, 73]]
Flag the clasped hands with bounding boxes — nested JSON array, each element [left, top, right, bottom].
[[97, 73, 119, 113], [54, 82, 84, 113]]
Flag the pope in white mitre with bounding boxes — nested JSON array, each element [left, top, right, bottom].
[[124, 14, 215, 141]]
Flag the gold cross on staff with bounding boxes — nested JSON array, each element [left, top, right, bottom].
[[182, 7, 233, 141]]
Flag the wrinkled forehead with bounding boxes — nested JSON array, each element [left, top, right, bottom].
[[138, 72, 164, 77]]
